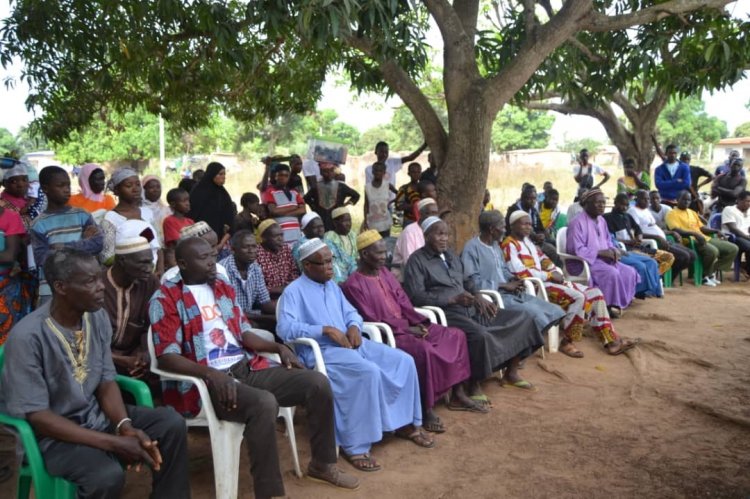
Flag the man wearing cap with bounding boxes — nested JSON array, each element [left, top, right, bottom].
[[219, 230, 277, 330], [303, 162, 360, 232], [323, 207, 358, 284], [566, 189, 639, 316], [292, 212, 326, 270], [278, 238, 431, 473], [161, 221, 229, 283], [505, 185, 560, 265], [152, 237, 358, 496], [103, 236, 160, 380], [462, 210, 565, 335], [404, 217, 545, 392], [391, 198, 439, 280], [342, 230, 478, 431], [256, 219, 299, 296]]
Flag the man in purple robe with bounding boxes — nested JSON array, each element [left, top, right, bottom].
[[342, 230, 482, 433], [566, 189, 639, 316]]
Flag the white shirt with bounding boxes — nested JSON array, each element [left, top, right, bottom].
[[721, 205, 750, 235], [649, 205, 672, 229], [365, 157, 402, 202], [665, 161, 679, 178], [628, 206, 665, 238], [572, 163, 606, 177], [186, 283, 246, 370], [161, 263, 228, 284]]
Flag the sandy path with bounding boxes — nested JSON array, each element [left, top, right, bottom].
[[5, 282, 749, 498]]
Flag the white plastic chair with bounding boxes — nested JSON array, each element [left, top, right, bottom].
[[521, 278, 559, 354], [556, 227, 591, 284], [275, 295, 328, 376], [414, 307, 441, 325], [147, 328, 303, 499], [362, 322, 396, 347]]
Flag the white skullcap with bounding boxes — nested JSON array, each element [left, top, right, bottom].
[[115, 236, 151, 255], [417, 198, 436, 210], [179, 221, 212, 239], [300, 212, 321, 229], [3, 163, 27, 181], [508, 210, 530, 226], [119, 219, 156, 243], [331, 206, 349, 219], [421, 216, 442, 234], [298, 238, 328, 261]]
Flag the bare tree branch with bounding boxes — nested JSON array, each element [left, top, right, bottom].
[[568, 37, 603, 63], [483, 0, 593, 115], [582, 0, 731, 32]]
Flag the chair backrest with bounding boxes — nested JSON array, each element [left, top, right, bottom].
[[708, 212, 722, 231], [556, 227, 568, 254]]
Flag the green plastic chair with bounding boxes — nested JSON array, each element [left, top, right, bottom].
[[0, 345, 154, 499]]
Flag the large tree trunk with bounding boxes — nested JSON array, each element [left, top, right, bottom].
[[435, 90, 494, 251]]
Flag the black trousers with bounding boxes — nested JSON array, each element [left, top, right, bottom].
[[733, 236, 750, 272], [209, 363, 336, 498], [43, 405, 190, 499]]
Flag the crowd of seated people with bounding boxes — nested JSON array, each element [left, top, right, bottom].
[[0, 141, 746, 497]]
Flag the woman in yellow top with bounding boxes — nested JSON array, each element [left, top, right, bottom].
[[68, 163, 116, 216], [617, 158, 651, 201]]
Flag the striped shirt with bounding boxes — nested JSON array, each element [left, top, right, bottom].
[[261, 186, 303, 245], [219, 254, 271, 316], [30, 207, 103, 296]]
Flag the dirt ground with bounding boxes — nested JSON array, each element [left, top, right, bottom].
[[4, 281, 750, 498]]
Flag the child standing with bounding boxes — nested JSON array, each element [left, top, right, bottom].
[[395, 162, 422, 227], [30, 166, 103, 303], [232, 192, 262, 233], [162, 187, 194, 267], [364, 161, 393, 238]]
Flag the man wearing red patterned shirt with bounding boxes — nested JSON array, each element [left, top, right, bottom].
[[149, 237, 358, 497]]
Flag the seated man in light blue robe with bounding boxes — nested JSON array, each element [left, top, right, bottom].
[[462, 210, 565, 333], [277, 238, 433, 473]]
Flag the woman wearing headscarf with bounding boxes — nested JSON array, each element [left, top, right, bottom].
[[188, 162, 236, 241], [141, 175, 171, 245], [101, 168, 163, 274], [69, 163, 116, 216]]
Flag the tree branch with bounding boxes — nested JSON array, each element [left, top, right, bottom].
[[568, 37, 603, 63], [483, 0, 593, 115], [453, 0, 480, 45], [582, 0, 731, 32], [346, 35, 448, 161]]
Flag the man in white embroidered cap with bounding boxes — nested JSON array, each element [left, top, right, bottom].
[[0, 247, 190, 498], [103, 236, 159, 379], [278, 238, 433, 473]]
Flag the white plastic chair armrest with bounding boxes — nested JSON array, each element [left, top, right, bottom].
[[414, 307, 438, 324], [642, 239, 658, 250], [479, 289, 504, 309], [364, 322, 396, 348], [361, 323, 383, 343], [558, 253, 591, 280], [250, 328, 282, 363], [285, 338, 328, 377], [421, 306, 447, 326], [524, 277, 550, 301]]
